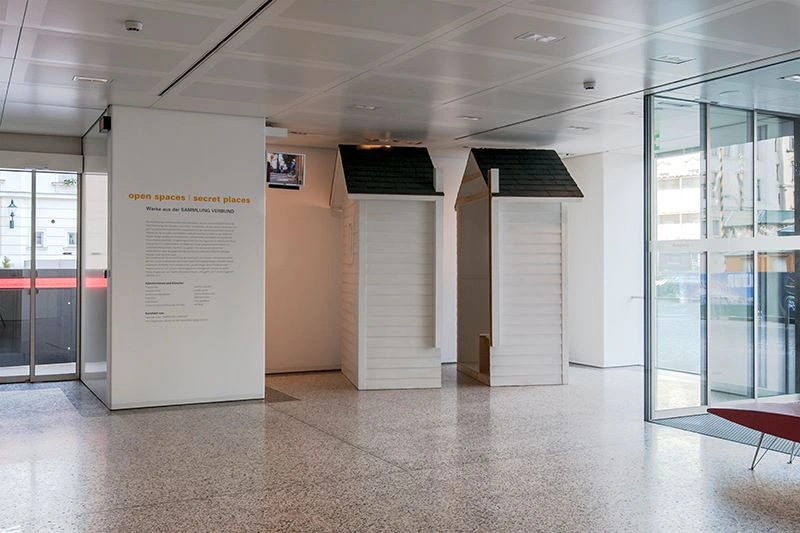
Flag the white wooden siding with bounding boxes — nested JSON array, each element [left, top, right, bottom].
[[492, 201, 565, 385], [340, 199, 359, 387], [362, 200, 440, 389]]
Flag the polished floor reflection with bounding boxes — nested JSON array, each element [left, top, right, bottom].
[[1, 365, 799, 532]]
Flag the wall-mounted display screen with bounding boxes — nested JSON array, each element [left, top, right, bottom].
[[267, 152, 305, 188]]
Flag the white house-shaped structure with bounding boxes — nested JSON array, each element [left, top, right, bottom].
[[456, 148, 583, 386], [332, 145, 444, 390]]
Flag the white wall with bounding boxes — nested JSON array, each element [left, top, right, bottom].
[[108, 106, 265, 408], [265, 145, 341, 373], [429, 150, 468, 363], [566, 154, 605, 367], [566, 152, 643, 368], [602, 153, 644, 367]]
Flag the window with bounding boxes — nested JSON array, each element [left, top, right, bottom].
[[68, 232, 77, 246], [35, 231, 44, 247]]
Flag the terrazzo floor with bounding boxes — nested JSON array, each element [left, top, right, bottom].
[[1, 364, 799, 532]]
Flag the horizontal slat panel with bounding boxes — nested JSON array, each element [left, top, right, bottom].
[[366, 253, 434, 265], [366, 294, 433, 307], [368, 325, 434, 337], [365, 305, 434, 317], [501, 263, 561, 275], [363, 377, 441, 390], [368, 315, 434, 327], [366, 367, 441, 380], [367, 263, 432, 274], [367, 337, 434, 348], [366, 357, 440, 369]]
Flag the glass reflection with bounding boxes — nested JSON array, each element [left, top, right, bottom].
[[708, 107, 754, 238]]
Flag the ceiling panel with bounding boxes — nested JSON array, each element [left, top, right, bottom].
[[0, 24, 20, 58], [21, 30, 190, 72], [589, 36, 757, 80], [296, 94, 434, 122], [161, 0, 251, 10], [154, 94, 284, 117], [178, 81, 308, 107], [332, 73, 479, 104], [13, 61, 163, 92], [204, 55, 354, 89], [232, 24, 404, 67], [35, 0, 226, 46], [510, 65, 662, 99], [679, 1, 800, 51], [277, 0, 477, 37], [452, 87, 596, 115], [510, 0, 742, 28], [5, 82, 108, 109], [0, 102, 102, 135], [449, 11, 639, 59], [381, 46, 551, 84]]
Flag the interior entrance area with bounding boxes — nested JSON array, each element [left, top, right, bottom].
[[0, 169, 79, 383]]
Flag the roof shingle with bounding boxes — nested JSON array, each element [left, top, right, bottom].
[[338, 145, 440, 196], [470, 148, 583, 198]]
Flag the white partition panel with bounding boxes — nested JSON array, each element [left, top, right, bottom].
[[108, 106, 265, 409]]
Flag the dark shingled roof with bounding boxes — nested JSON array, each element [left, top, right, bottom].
[[470, 148, 583, 198], [338, 145, 441, 196]]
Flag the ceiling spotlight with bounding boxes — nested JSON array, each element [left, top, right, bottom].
[[125, 20, 143, 32], [349, 104, 381, 111], [568, 125, 591, 131], [651, 54, 695, 65], [514, 32, 565, 43], [780, 74, 800, 83], [72, 75, 110, 84], [583, 79, 596, 91], [458, 115, 482, 121]]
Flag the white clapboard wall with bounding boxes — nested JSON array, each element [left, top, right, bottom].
[[357, 199, 441, 389], [491, 200, 567, 386], [340, 199, 359, 386]]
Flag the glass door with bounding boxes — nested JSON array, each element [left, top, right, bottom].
[[0, 170, 79, 382], [0, 170, 32, 380]]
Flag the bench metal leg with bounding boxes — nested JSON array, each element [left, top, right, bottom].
[[751, 432, 770, 470], [789, 442, 797, 465]]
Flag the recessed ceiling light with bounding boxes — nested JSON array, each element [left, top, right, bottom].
[[349, 104, 380, 111], [72, 75, 110, 84], [718, 90, 742, 97], [514, 32, 565, 43], [568, 125, 591, 131], [650, 55, 695, 65], [458, 115, 482, 121], [780, 74, 800, 83]]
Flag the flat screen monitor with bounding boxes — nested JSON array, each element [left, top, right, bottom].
[[266, 152, 305, 188]]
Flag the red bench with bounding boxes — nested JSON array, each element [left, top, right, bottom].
[[707, 400, 800, 470]]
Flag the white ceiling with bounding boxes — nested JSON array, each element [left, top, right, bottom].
[[1, 0, 800, 154]]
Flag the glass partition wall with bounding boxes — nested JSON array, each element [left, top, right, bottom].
[[0, 170, 79, 382], [646, 90, 800, 419]]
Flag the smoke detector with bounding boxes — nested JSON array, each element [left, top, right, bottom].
[[125, 20, 143, 32]]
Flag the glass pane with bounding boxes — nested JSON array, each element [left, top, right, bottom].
[[708, 252, 754, 403], [756, 114, 795, 236], [0, 170, 32, 378], [757, 252, 798, 397], [654, 252, 706, 411], [33, 171, 78, 377], [654, 99, 706, 241], [708, 106, 754, 238]]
